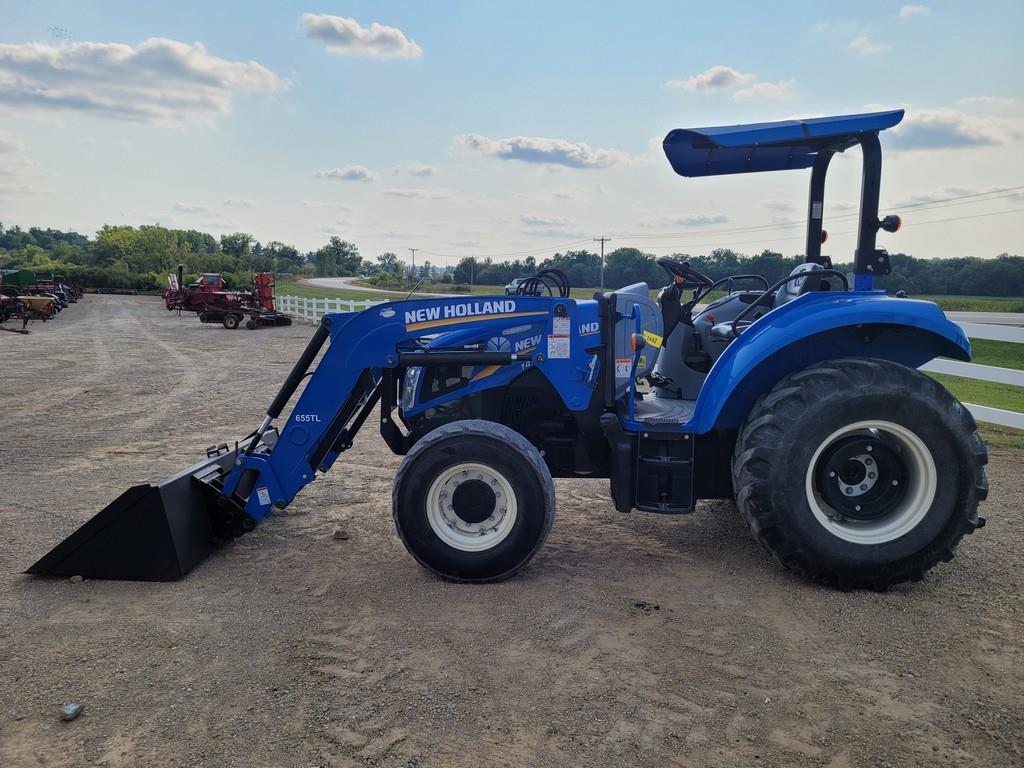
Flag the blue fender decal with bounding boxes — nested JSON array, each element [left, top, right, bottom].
[[690, 291, 970, 433]]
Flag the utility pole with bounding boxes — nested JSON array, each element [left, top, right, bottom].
[[594, 236, 611, 291], [408, 247, 418, 281]]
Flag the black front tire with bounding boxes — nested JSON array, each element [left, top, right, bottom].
[[732, 358, 987, 590], [393, 420, 555, 582], [222, 314, 240, 330]]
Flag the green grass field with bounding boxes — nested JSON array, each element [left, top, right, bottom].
[[933, 338, 1023, 448], [968, 339, 1024, 370], [915, 294, 1024, 313], [929, 373, 1024, 413]]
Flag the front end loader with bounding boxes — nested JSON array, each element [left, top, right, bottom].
[[29, 109, 988, 590]]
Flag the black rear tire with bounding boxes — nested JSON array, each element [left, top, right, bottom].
[[393, 420, 555, 582], [222, 313, 240, 330], [732, 358, 987, 590]]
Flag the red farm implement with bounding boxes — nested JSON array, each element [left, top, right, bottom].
[[164, 268, 292, 330]]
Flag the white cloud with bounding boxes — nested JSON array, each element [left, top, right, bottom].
[[299, 201, 353, 211], [761, 199, 796, 214], [173, 202, 209, 214], [891, 184, 1015, 207], [848, 36, 890, 55], [733, 79, 796, 101], [887, 108, 1021, 150], [0, 130, 31, 175], [0, 38, 283, 124], [899, 4, 930, 19], [402, 163, 437, 177], [640, 214, 729, 229], [957, 95, 1019, 114], [321, 225, 351, 235], [520, 213, 573, 227], [301, 14, 422, 60], [384, 187, 452, 199], [666, 65, 754, 92], [314, 165, 374, 182], [521, 228, 587, 238], [667, 65, 796, 102], [223, 198, 256, 207], [455, 133, 627, 169]]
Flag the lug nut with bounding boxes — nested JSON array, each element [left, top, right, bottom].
[[868, 473, 876, 479], [845, 488, 853, 495]]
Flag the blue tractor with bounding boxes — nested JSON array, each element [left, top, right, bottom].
[[31, 110, 987, 590]]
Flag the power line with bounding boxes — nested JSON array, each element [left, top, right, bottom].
[[611, 188, 1024, 242], [633, 206, 1024, 254]]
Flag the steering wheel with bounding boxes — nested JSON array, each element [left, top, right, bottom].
[[655, 256, 714, 288]]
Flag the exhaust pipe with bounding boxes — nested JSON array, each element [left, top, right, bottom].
[[27, 432, 276, 581]]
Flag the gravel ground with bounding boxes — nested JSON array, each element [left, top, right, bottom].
[[1, 295, 1021, 768]]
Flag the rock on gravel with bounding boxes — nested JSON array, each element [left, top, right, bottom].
[[60, 702, 84, 721]]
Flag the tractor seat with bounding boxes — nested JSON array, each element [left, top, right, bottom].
[[709, 321, 753, 341], [774, 262, 828, 307]]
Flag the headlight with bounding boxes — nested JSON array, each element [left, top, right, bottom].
[[401, 366, 423, 411]]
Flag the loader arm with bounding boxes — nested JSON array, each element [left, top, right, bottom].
[[215, 295, 597, 535]]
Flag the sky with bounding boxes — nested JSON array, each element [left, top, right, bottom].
[[0, 0, 1021, 269]]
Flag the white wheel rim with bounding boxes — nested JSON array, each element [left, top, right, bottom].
[[426, 462, 518, 552], [805, 420, 937, 545]]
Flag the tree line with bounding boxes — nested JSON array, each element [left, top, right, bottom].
[[1, 222, 1021, 297], [0, 223, 365, 291], [452, 248, 1024, 297]]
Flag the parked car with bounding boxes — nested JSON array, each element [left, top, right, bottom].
[[505, 277, 538, 295]]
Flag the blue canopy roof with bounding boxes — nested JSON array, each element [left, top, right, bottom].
[[663, 110, 904, 177]]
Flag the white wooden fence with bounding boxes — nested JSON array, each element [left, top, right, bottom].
[[922, 321, 1024, 429], [275, 294, 384, 324], [275, 295, 1023, 429]]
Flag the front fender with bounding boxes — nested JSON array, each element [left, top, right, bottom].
[[691, 291, 969, 433]]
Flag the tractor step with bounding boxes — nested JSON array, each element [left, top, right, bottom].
[[634, 433, 694, 514]]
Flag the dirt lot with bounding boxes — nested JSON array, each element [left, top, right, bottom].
[[1, 295, 1022, 768]]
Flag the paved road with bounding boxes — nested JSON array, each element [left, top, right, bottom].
[[946, 311, 1024, 326]]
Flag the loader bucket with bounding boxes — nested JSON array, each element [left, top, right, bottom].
[[26, 436, 268, 581]]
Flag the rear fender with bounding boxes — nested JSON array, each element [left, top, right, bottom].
[[691, 291, 970, 433]]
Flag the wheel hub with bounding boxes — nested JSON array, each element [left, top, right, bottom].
[[806, 421, 937, 545], [816, 434, 907, 521], [451, 479, 496, 524], [426, 463, 518, 552]]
